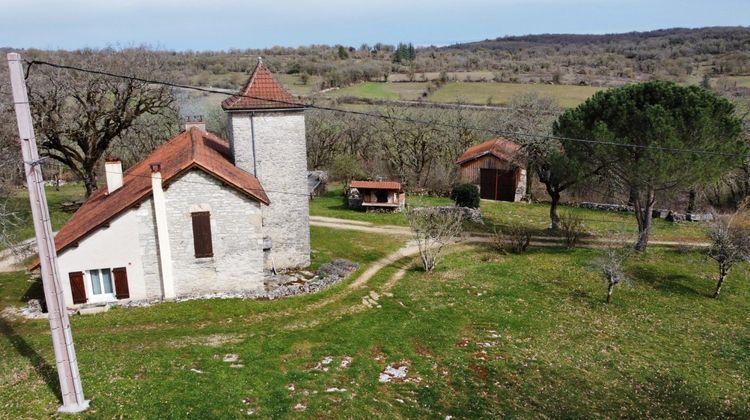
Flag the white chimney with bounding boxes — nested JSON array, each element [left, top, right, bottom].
[[149, 163, 175, 298], [104, 158, 123, 194]]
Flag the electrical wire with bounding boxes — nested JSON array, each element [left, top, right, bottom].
[[24, 59, 745, 158]]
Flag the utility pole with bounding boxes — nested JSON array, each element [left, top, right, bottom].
[[6, 52, 89, 413]]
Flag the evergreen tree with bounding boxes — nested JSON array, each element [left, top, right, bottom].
[[554, 81, 746, 251]]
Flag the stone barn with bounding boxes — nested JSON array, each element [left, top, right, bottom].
[[457, 138, 526, 202]]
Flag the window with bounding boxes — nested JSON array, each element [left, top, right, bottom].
[[88, 268, 114, 302], [191, 211, 213, 258]]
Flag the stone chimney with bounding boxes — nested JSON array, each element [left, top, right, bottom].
[[104, 158, 123, 194], [184, 115, 206, 132]]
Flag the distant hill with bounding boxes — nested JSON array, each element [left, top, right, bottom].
[[445, 26, 750, 51]]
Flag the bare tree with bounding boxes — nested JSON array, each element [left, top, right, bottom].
[[707, 208, 750, 298], [378, 107, 445, 189], [597, 243, 632, 303], [496, 93, 598, 229], [27, 48, 177, 197], [405, 206, 464, 272], [306, 109, 344, 169]]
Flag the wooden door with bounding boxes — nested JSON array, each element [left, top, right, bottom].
[[479, 168, 498, 200], [69, 271, 87, 304], [113, 267, 130, 299], [497, 170, 517, 202]]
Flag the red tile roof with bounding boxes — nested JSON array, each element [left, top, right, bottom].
[[456, 138, 524, 165], [30, 128, 268, 270], [222, 60, 304, 110], [350, 180, 403, 191]]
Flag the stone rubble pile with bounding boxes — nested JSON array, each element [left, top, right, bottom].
[[574, 202, 714, 222]]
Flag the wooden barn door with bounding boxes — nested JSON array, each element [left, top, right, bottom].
[[480, 168, 516, 201], [497, 170, 517, 202], [479, 168, 498, 200]]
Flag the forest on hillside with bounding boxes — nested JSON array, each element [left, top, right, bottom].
[[3, 26, 748, 92]]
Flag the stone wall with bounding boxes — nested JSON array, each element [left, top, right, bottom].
[[162, 169, 266, 295], [229, 110, 311, 270]]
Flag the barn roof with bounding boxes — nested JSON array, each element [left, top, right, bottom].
[[456, 138, 523, 166], [30, 128, 269, 270], [222, 59, 304, 111], [350, 180, 403, 191]]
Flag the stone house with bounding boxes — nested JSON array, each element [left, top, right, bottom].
[[456, 138, 526, 202], [30, 60, 310, 308]]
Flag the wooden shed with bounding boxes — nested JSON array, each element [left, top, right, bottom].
[[456, 138, 527, 202], [348, 180, 406, 211]]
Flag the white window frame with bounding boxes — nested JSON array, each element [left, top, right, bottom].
[[87, 268, 115, 303]]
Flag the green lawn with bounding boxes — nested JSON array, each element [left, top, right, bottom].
[[310, 185, 708, 242], [428, 82, 603, 107], [2, 233, 747, 417], [309, 186, 452, 226], [324, 82, 430, 101], [480, 200, 708, 243]]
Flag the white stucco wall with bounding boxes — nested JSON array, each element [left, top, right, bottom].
[[57, 205, 148, 307], [229, 110, 311, 270], [163, 169, 266, 295]]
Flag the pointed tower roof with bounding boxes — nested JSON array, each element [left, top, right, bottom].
[[222, 58, 304, 111]]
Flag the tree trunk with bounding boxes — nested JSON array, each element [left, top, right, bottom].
[[628, 187, 637, 206], [525, 163, 533, 202], [634, 188, 655, 252], [83, 171, 98, 198], [606, 282, 614, 303], [687, 188, 697, 214], [548, 188, 561, 231], [713, 262, 727, 298]]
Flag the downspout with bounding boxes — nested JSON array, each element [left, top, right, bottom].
[[150, 163, 176, 299], [250, 111, 258, 176]]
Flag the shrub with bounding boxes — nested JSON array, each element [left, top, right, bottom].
[[493, 223, 533, 254], [558, 212, 585, 249], [450, 183, 480, 209], [405, 206, 465, 272], [598, 244, 632, 303]]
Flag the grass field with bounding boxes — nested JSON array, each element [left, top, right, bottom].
[[2, 184, 84, 250], [428, 81, 603, 107], [323, 82, 429, 101], [388, 71, 496, 82], [2, 232, 747, 417], [310, 186, 708, 242], [276, 74, 324, 97]]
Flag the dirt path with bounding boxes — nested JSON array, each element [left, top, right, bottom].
[[310, 215, 710, 248]]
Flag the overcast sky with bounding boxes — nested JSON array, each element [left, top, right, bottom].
[[1, 0, 748, 51]]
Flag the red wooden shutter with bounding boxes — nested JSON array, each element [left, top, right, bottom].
[[68, 272, 87, 304], [191, 212, 213, 258], [113, 267, 130, 299]]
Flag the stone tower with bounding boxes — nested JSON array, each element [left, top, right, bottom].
[[222, 59, 310, 270]]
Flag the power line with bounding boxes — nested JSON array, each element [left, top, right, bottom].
[[24, 59, 743, 158]]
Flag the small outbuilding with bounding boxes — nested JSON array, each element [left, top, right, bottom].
[[456, 138, 526, 202], [347, 180, 406, 211]]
